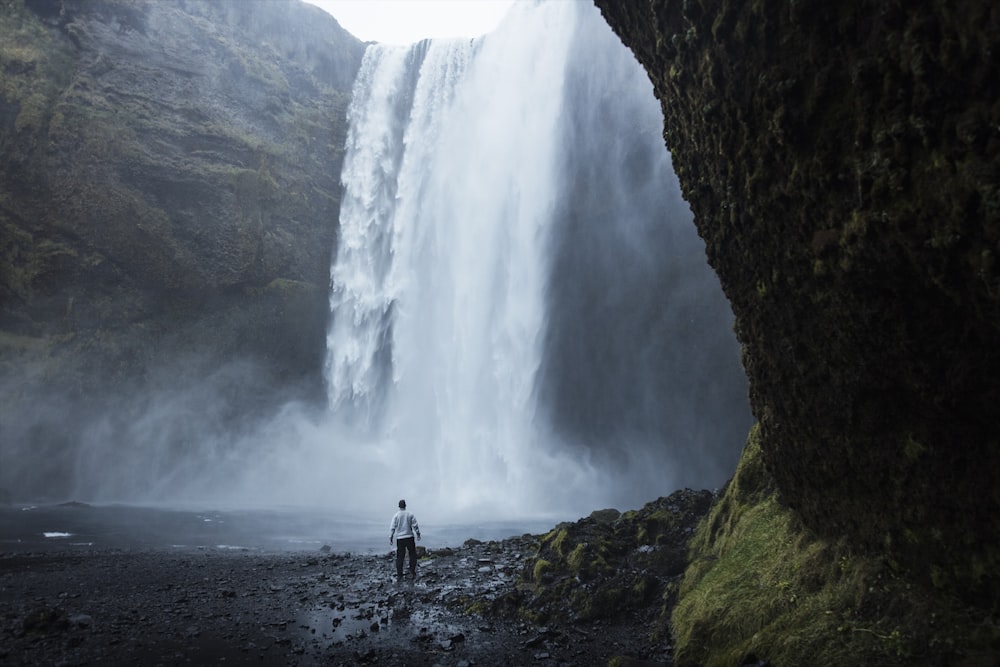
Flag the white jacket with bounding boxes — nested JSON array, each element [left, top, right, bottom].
[[390, 509, 420, 539]]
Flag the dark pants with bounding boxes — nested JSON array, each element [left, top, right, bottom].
[[395, 536, 417, 577]]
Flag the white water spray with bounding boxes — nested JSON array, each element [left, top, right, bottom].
[[304, 0, 751, 522], [325, 2, 584, 518], [0, 1, 751, 522]]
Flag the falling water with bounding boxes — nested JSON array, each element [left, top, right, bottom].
[[320, 1, 751, 520], [0, 1, 750, 527], [326, 2, 571, 516]]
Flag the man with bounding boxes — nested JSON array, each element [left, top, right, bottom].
[[389, 499, 421, 580]]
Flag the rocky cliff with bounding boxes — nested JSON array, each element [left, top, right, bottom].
[[0, 0, 364, 498], [594, 0, 999, 661]]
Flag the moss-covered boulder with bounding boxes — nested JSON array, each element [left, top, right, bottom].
[[594, 0, 1000, 607], [0, 0, 364, 498], [493, 489, 715, 634]]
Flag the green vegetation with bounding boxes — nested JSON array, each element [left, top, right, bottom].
[[543, 526, 570, 557], [0, 1, 77, 135], [531, 558, 552, 583], [534, 523, 615, 584], [672, 426, 1000, 666], [0, 0, 363, 497], [597, 0, 1000, 633], [496, 492, 712, 632]]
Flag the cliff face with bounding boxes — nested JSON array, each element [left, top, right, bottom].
[[594, 0, 999, 605], [0, 0, 364, 497]]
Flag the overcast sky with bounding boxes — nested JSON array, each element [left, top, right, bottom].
[[303, 0, 516, 45]]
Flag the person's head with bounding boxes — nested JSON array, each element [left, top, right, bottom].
[[398, 499, 406, 509]]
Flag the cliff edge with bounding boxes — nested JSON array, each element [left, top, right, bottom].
[[0, 0, 364, 498], [594, 0, 999, 661]]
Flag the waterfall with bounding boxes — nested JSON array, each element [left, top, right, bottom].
[[0, 1, 752, 520], [320, 1, 751, 520]]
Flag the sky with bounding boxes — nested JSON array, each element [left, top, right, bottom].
[[303, 0, 516, 45]]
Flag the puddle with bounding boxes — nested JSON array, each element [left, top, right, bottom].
[[299, 600, 387, 647], [296, 578, 467, 652]]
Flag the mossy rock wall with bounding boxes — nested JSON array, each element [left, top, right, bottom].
[[673, 427, 999, 666], [0, 0, 365, 498], [593, 0, 1000, 603], [493, 489, 715, 632]]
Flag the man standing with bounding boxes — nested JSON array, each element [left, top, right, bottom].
[[389, 499, 421, 580]]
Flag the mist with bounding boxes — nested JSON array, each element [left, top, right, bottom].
[[0, 1, 751, 528], [238, 0, 751, 522]]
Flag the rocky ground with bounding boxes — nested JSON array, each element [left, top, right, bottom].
[[0, 490, 717, 666]]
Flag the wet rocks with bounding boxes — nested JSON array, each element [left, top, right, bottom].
[[594, 0, 1000, 607], [19, 605, 70, 637], [0, 502, 711, 666], [504, 488, 715, 632]]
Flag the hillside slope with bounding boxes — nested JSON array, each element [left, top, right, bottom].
[[0, 0, 365, 498]]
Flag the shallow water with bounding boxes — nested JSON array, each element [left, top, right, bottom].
[[0, 502, 555, 554]]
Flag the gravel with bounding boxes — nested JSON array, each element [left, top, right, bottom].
[[1, 538, 668, 666]]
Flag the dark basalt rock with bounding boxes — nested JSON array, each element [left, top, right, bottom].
[[594, 0, 999, 606], [494, 488, 715, 636], [0, 535, 686, 665], [0, 0, 365, 497]]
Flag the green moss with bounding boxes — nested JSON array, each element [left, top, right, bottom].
[[492, 489, 714, 629], [566, 543, 587, 573], [589, 508, 621, 524], [531, 558, 551, 583], [562, 542, 612, 582], [673, 426, 1000, 666], [541, 526, 570, 556], [636, 508, 680, 545], [0, 3, 77, 133], [462, 598, 489, 615], [595, 0, 1000, 660]]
